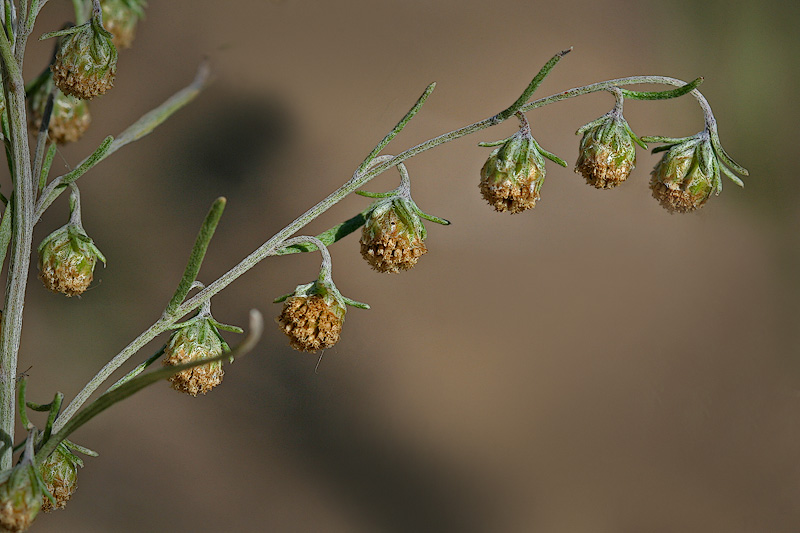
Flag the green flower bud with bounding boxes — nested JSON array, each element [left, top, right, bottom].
[[38, 444, 82, 512], [649, 133, 720, 213], [38, 223, 106, 297], [574, 112, 640, 189], [0, 463, 42, 532], [360, 196, 427, 273], [479, 129, 547, 214], [51, 15, 117, 99], [28, 72, 91, 144], [276, 281, 346, 353], [101, 0, 146, 49], [162, 317, 227, 396]]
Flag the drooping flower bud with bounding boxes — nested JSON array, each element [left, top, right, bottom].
[[574, 111, 642, 189], [649, 133, 720, 213], [162, 316, 228, 396], [479, 127, 555, 214], [38, 444, 82, 512], [360, 197, 428, 273], [0, 462, 42, 532], [101, 0, 146, 49], [51, 14, 117, 99], [276, 281, 347, 353], [27, 72, 91, 144], [38, 223, 106, 297]]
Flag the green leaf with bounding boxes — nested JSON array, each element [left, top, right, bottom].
[[620, 77, 703, 100], [275, 211, 369, 255], [166, 197, 226, 315]]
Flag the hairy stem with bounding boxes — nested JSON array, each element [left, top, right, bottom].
[[0, 22, 34, 470]]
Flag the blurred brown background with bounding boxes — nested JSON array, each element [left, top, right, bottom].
[[14, 0, 800, 531]]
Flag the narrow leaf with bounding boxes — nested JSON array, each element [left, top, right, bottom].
[[166, 197, 226, 315], [275, 211, 369, 255], [357, 82, 436, 175], [620, 77, 703, 100], [495, 48, 572, 121]]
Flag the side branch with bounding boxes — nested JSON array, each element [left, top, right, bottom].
[[34, 62, 210, 223], [51, 59, 730, 434]]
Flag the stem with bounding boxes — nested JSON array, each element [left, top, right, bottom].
[[31, 88, 55, 191], [521, 75, 717, 130], [53, 71, 714, 433], [34, 63, 210, 223], [0, 20, 34, 471], [53, 319, 173, 432]]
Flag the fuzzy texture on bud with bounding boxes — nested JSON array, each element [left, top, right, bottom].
[[574, 113, 638, 189], [0, 463, 42, 532], [51, 18, 117, 99], [101, 0, 146, 49], [38, 224, 106, 297], [360, 197, 427, 273], [28, 74, 91, 144], [650, 135, 719, 213], [39, 445, 81, 512], [277, 279, 347, 352], [162, 318, 226, 396], [479, 131, 546, 214]]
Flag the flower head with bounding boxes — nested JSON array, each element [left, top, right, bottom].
[[0, 462, 42, 532], [479, 117, 566, 214], [360, 196, 428, 273], [649, 133, 720, 213], [162, 316, 228, 396], [479, 129, 545, 213], [39, 443, 82, 512], [574, 111, 642, 189], [28, 72, 91, 144], [101, 0, 146, 49], [276, 281, 347, 353], [51, 14, 117, 99], [38, 223, 106, 297]]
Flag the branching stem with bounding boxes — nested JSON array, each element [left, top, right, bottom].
[[29, 57, 730, 446]]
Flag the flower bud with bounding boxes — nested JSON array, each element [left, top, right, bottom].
[[162, 317, 227, 396], [51, 17, 117, 99], [38, 444, 81, 512], [28, 73, 91, 144], [277, 281, 346, 352], [0, 463, 42, 532], [360, 197, 427, 273], [649, 134, 719, 213], [574, 112, 639, 189], [101, 0, 146, 49], [479, 129, 547, 214], [38, 224, 106, 297]]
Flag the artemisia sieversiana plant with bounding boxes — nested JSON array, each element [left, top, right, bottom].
[[0, 1, 748, 531]]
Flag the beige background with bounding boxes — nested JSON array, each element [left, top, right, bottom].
[[14, 0, 799, 531]]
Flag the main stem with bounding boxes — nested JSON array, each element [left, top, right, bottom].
[[54, 73, 711, 432], [0, 21, 33, 470]]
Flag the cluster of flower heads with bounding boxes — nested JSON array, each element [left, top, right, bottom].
[[274, 169, 447, 353], [33, 1, 147, 298], [478, 89, 746, 215], [27, 0, 146, 145], [273, 84, 747, 354], [0, 434, 94, 532]]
